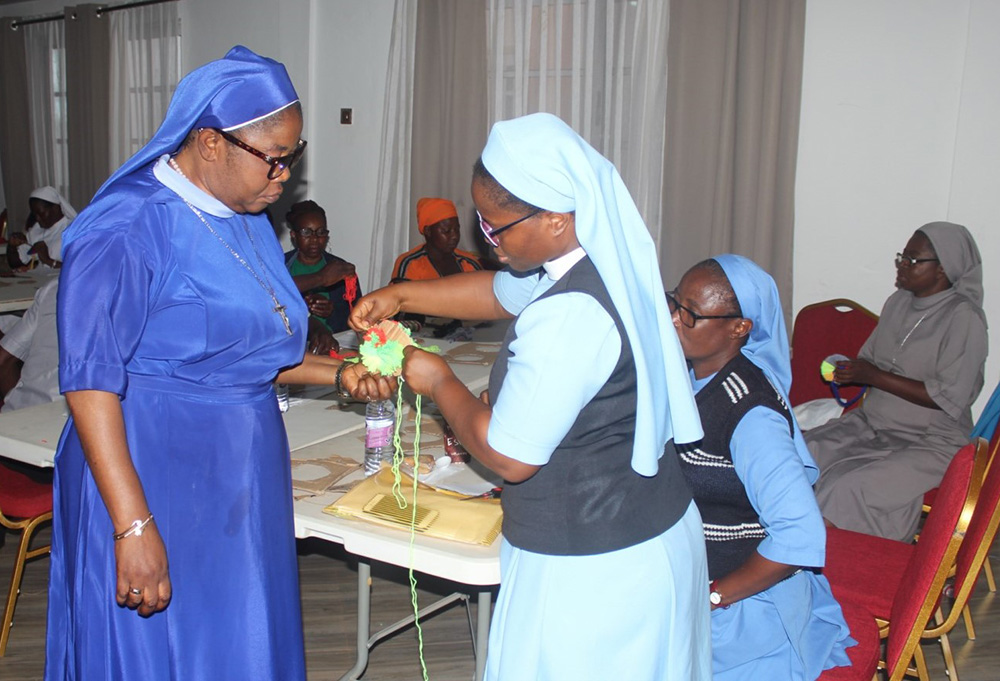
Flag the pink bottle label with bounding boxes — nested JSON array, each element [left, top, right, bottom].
[[365, 421, 393, 448]]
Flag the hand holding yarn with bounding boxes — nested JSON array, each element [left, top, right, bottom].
[[820, 354, 850, 384], [820, 353, 868, 407]]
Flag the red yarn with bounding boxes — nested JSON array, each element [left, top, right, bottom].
[[343, 274, 359, 308]]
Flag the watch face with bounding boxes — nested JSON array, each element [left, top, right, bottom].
[[709, 591, 722, 605]]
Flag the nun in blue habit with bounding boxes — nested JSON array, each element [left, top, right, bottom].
[[46, 46, 391, 680], [671, 254, 856, 680], [351, 112, 712, 680]]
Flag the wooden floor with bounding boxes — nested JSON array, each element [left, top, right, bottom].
[[2, 527, 999, 680]]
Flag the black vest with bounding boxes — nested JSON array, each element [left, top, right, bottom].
[[489, 256, 692, 556], [676, 353, 793, 580]]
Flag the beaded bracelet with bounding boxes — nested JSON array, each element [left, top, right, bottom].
[[334, 362, 352, 399], [113, 513, 154, 541]]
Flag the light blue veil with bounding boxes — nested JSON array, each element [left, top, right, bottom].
[[481, 113, 702, 475], [714, 254, 819, 482]]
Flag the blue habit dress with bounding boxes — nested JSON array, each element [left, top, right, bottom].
[[45, 157, 309, 681]]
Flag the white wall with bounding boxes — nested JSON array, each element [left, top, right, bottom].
[[308, 0, 394, 288], [795, 0, 999, 416], [178, 0, 395, 281]]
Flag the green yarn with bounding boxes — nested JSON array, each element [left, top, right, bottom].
[[358, 321, 437, 679]]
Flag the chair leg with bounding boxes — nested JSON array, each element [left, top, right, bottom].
[[0, 513, 52, 657], [934, 607, 960, 681], [984, 555, 997, 592], [913, 644, 930, 681], [961, 603, 976, 640]]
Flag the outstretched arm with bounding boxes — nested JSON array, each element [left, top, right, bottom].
[[401, 347, 539, 482], [349, 271, 512, 331]]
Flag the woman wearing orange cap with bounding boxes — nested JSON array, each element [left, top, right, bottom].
[[390, 197, 483, 282]]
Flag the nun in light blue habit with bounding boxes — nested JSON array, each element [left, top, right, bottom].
[[47, 47, 309, 680], [675, 254, 855, 681], [471, 113, 711, 680]]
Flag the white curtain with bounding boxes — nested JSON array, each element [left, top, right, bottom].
[[108, 2, 181, 171], [485, 0, 670, 251], [23, 19, 68, 201], [367, 0, 418, 292]]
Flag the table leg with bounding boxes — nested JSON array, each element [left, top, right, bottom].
[[339, 559, 372, 681], [475, 590, 491, 681]]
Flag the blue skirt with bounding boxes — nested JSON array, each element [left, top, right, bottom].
[[486, 501, 712, 681], [711, 570, 855, 680], [45, 377, 306, 680]]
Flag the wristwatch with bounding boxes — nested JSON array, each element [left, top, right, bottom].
[[709, 580, 723, 607]]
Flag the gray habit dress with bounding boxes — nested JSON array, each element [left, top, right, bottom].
[[807, 223, 988, 541]]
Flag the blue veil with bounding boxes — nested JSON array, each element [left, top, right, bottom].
[[63, 45, 298, 247], [713, 254, 819, 482], [481, 113, 702, 476]]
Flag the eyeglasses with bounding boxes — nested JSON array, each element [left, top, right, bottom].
[[666, 291, 743, 328], [895, 253, 939, 268], [477, 208, 543, 247], [293, 228, 329, 238], [214, 128, 307, 180]]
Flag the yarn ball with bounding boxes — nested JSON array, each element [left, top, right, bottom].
[[358, 320, 415, 376], [820, 353, 850, 383]]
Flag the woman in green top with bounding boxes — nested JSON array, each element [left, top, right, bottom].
[[284, 199, 360, 353]]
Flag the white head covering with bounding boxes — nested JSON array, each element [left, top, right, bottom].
[[481, 113, 702, 475], [918, 222, 985, 316], [29, 186, 77, 221]]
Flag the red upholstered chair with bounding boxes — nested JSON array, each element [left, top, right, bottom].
[[0, 459, 53, 656], [789, 299, 879, 408], [816, 599, 880, 681], [824, 439, 985, 681], [921, 399, 1000, 613]]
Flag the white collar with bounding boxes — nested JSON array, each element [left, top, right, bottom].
[[153, 154, 236, 218], [542, 246, 587, 281]]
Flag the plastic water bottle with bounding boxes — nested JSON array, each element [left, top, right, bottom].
[[275, 383, 290, 413], [364, 399, 395, 476]]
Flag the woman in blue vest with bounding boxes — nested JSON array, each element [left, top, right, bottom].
[[671, 255, 854, 680], [351, 113, 711, 680]]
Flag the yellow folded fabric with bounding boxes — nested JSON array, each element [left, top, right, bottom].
[[324, 469, 502, 546]]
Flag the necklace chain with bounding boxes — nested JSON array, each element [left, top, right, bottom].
[[168, 157, 293, 336], [890, 312, 929, 369]]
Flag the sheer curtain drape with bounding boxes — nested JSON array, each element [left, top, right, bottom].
[[23, 20, 68, 200], [367, 0, 418, 292], [485, 0, 670, 250], [108, 2, 181, 168], [409, 0, 488, 257], [662, 0, 806, 314]]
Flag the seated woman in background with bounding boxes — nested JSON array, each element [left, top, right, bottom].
[[390, 197, 482, 282], [806, 222, 987, 541], [671, 255, 854, 681], [6, 186, 76, 270], [391, 197, 484, 338], [284, 199, 360, 354]]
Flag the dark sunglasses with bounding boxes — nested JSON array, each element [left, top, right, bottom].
[[666, 291, 743, 329], [477, 208, 543, 247], [214, 128, 307, 180]]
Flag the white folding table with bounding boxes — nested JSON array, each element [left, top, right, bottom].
[[0, 339, 501, 680], [0, 270, 59, 313]]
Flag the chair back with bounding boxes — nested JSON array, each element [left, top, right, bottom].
[[948, 435, 1000, 617], [885, 440, 984, 681], [789, 299, 878, 407]]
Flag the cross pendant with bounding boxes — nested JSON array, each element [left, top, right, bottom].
[[274, 303, 293, 336]]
